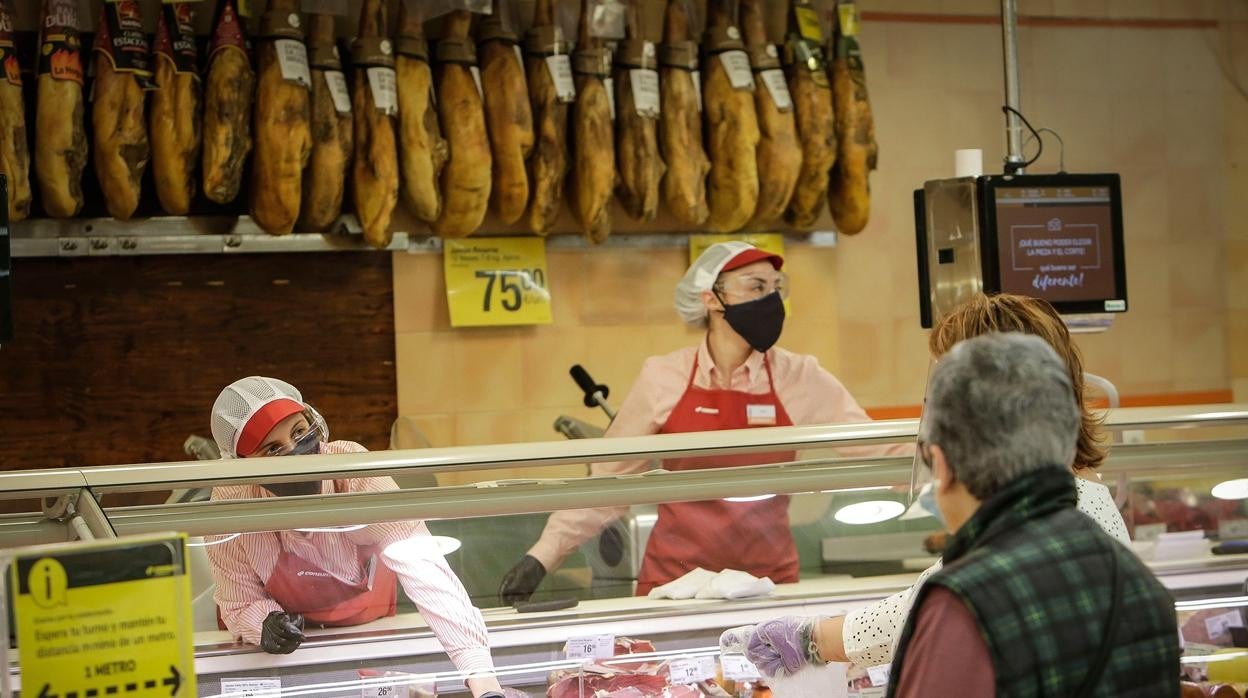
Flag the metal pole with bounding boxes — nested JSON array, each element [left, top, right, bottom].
[[1002, 0, 1025, 172]]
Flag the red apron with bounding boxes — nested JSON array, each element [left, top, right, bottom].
[[263, 545, 398, 627], [634, 353, 799, 596], [217, 541, 399, 631]]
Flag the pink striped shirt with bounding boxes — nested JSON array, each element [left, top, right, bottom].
[[528, 341, 912, 570], [205, 440, 494, 675]]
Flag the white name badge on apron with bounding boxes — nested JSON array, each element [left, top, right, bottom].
[[746, 404, 777, 426]]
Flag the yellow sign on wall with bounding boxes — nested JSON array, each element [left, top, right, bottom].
[[444, 238, 553, 328], [11, 534, 196, 698]]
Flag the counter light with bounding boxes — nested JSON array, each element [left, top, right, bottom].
[[834, 500, 905, 525], [383, 535, 463, 561], [1212, 478, 1248, 500], [724, 495, 777, 503]]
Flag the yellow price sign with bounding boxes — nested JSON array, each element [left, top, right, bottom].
[[11, 533, 196, 698], [794, 6, 824, 42], [444, 237, 553, 327], [838, 2, 861, 38]]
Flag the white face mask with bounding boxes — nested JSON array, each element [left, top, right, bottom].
[[917, 480, 945, 526]]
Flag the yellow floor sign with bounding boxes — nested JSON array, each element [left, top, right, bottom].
[[9, 533, 196, 697]]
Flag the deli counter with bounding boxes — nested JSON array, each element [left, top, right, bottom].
[[1, 405, 1246, 696]]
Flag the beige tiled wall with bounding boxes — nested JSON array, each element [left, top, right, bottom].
[[393, 1, 1247, 480]]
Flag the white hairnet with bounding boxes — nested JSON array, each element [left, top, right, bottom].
[[211, 376, 304, 458], [674, 242, 779, 327]]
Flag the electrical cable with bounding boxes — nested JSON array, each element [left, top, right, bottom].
[[1002, 105, 1044, 173], [1026, 127, 1067, 173]]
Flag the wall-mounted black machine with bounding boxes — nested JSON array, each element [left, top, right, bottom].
[[914, 173, 1128, 329], [0, 174, 10, 343]]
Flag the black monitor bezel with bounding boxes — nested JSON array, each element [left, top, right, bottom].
[[978, 172, 1128, 316]]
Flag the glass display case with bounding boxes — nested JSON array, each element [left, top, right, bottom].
[[0, 405, 1245, 697]]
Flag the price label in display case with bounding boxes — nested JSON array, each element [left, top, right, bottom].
[[720, 654, 762, 681], [444, 237, 553, 327], [565, 634, 615, 659], [669, 656, 716, 684]]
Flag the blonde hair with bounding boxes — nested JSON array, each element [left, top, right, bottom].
[[929, 293, 1107, 470]]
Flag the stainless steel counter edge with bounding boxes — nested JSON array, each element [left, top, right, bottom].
[[1, 404, 1243, 497]]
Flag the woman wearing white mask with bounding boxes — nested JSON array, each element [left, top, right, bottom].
[[500, 242, 907, 603], [204, 376, 507, 698]]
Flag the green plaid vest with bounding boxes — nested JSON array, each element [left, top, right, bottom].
[[888, 468, 1179, 698]]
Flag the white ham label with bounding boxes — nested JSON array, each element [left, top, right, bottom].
[[470, 65, 484, 99], [275, 38, 311, 88], [367, 66, 398, 116], [629, 68, 660, 118], [546, 54, 576, 103], [719, 50, 753, 91], [604, 77, 616, 119], [692, 69, 703, 112], [761, 68, 793, 111], [324, 69, 351, 114]]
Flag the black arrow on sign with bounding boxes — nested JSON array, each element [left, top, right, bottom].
[[37, 665, 182, 698]]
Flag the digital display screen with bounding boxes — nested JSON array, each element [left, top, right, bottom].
[[994, 185, 1119, 305]]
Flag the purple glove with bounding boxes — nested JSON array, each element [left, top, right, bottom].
[[746, 616, 818, 677]]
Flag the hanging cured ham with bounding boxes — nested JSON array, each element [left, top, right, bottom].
[[613, 3, 664, 223], [251, 0, 312, 235], [202, 0, 253, 205], [150, 1, 202, 216], [395, 0, 447, 224], [784, 0, 836, 228], [524, 0, 572, 235], [91, 1, 151, 221], [0, 0, 31, 221], [432, 11, 492, 238], [351, 0, 400, 247], [34, 0, 87, 218], [299, 12, 352, 232], [741, 0, 800, 227], [478, 0, 535, 225], [828, 2, 877, 235], [658, 0, 708, 228], [701, 0, 759, 233], [570, 0, 615, 242]]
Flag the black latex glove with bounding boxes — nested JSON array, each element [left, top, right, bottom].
[[260, 611, 306, 654], [499, 555, 546, 605]]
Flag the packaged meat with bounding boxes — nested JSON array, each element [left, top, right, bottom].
[[524, 0, 573, 235], [613, 5, 665, 223], [35, 0, 87, 218], [478, 0, 535, 225], [351, 0, 400, 248], [432, 10, 493, 238], [741, 0, 800, 227], [0, 0, 31, 221], [658, 0, 709, 228], [299, 11, 352, 233], [150, 1, 202, 216], [251, 0, 312, 235], [783, 0, 836, 229], [202, 0, 254, 205], [827, 2, 877, 236], [570, 0, 615, 243], [396, 0, 448, 223], [92, 0, 152, 221], [701, 0, 760, 233]]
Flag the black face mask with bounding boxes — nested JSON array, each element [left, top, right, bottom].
[[718, 290, 786, 353], [263, 481, 323, 497], [263, 436, 322, 497]]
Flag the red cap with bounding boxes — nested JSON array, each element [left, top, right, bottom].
[[236, 398, 305, 457], [722, 247, 784, 272]]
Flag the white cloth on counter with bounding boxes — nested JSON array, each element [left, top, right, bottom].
[[842, 476, 1133, 668], [648, 567, 774, 600]]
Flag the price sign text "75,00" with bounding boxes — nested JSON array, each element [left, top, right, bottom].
[[444, 238, 553, 327]]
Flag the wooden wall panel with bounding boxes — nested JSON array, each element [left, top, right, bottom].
[[0, 253, 397, 479]]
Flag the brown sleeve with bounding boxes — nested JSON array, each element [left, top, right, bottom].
[[894, 587, 995, 698]]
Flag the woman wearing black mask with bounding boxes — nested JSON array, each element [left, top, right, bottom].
[[204, 377, 507, 698], [500, 243, 904, 603]]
